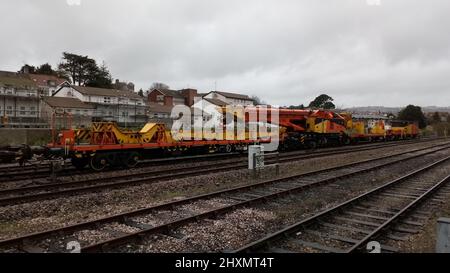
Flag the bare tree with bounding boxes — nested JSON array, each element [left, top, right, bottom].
[[251, 95, 266, 105], [150, 82, 170, 90]]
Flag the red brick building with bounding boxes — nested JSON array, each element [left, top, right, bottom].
[[148, 88, 198, 107]]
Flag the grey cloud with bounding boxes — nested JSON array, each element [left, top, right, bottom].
[[1, 0, 450, 107]]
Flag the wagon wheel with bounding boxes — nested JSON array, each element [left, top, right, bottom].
[[90, 154, 107, 171], [343, 136, 351, 145], [225, 144, 233, 153], [123, 152, 140, 168], [307, 140, 317, 150]]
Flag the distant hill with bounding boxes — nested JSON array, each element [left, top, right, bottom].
[[344, 106, 450, 114]]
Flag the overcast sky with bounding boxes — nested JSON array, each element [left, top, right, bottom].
[[1, 0, 450, 107]]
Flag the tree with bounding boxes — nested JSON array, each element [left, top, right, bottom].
[[150, 82, 169, 90], [58, 52, 112, 88], [309, 94, 335, 109], [432, 112, 441, 123], [36, 63, 56, 75], [288, 104, 305, 109], [56, 69, 71, 82], [18, 64, 36, 74], [85, 61, 112, 89], [397, 105, 427, 129], [138, 89, 144, 97], [251, 95, 265, 105]]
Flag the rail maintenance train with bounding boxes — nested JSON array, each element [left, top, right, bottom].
[[42, 107, 418, 171], [0, 107, 419, 170]]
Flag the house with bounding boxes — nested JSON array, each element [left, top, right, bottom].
[[112, 79, 135, 92], [202, 91, 254, 106], [40, 96, 95, 127], [148, 88, 198, 107], [28, 74, 67, 96], [148, 102, 173, 119], [53, 83, 148, 124], [0, 71, 47, 128], [192, 90, 254, 123]]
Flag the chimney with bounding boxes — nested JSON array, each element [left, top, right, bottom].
[[127, 82, 135, 92], [181, 88, 198, 107]]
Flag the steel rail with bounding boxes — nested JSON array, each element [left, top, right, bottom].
[[1, 141, 449, 206], [0, 144, 446, 252], [233, 156, 450, 253], [0, 138, 441, 182]]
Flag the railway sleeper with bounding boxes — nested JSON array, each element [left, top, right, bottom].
[[304, 230, 398, 252], [289, 239, 347, 253]]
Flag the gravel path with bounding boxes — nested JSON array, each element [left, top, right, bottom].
[[0, 140, 448, 244], [124, 154, 450, 253]]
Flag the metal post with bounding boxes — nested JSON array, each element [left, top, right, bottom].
[[253, 155, 257, 179], [436, 218, 450, 253]]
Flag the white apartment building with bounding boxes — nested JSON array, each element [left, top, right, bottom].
[[0, 71, 47, 127], [53, 83, 148, 124], [202, 91, 255, 106]]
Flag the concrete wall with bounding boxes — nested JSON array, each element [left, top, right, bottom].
[[0, 128, 51, 145]]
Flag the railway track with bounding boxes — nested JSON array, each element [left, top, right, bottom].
[[1, 140, 449, 206], [0, 138, 440, 183], [234, 159, 450, 253], [0, 152, 241, 183], [0, 138, 444, 189], [0, 142, 448, 252]]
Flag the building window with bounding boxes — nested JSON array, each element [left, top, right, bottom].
[[20, 107, 26, 115], [6, 106, 13, 115], [156, 95, 164, 102], [30, 106, 36, 115], [76, 109, 81, 115], [104, 97, 111, 103], [108, 111, 113, 116], [66, 109, 72, 113]]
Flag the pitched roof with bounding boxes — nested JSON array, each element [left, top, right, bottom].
[[0, 71, 37, 89], [72, 85, 142, 99], [212, 91, 252, 100], [204, 98, 229, 107], [148, 102, 173, 113], [42, 96, 95, 109], [28, 74, 67, 88], [153, 88, 184, 99]]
